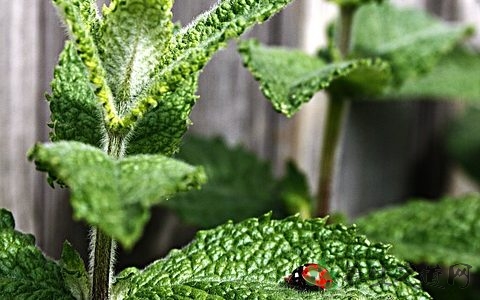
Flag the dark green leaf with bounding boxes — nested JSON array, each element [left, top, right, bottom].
[[60, 242, 90, 300], [351, 3, 472, 85], [113, 214, 430, 299], [239, 39, 390, 117], [389, 48, 480, 101], [0, 209, 76, 299], [356, 195, 480, 272], [278, 161, 313, 219], [447, 106, 480, 182], [28, 141, 206, 249], [165, 136, 278, 228]]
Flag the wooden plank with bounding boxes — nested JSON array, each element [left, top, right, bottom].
[[0, 0, 41, 236]]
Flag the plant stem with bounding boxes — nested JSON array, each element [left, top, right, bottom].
[[90, 133, 124, 300], [315, 5, 356, 217], [91, 229, 115, 300]]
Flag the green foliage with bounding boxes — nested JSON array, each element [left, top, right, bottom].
[[355, 195, 480, 272], [390, 48, 480, 101], [60, 242, 90, 300], [0, 209, 77, 299], [112, 214, 430, 299], [350, 3, 472, 85], [28, 141, 206, 249], [278, 161, 313, 219], [447, 106, 480, 182], [165, 136, 279, 228], [238, 39, 390, 117], [50, 0, 296, 155]]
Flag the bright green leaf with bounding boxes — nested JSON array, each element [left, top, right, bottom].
[[28, 141, 207, 249], [447, 106, 480, 182], [112, 214, 430, 299], [238, 39, 390, 117], [126, 75, 199, 156], [356, 195, 480, 272], [99, 0, 173, 105], [278, 161, 313, 219], [60, 242, 90, 300], [0, 209, 76, 299], [351, 3, 472, 85], [389, 48, 480, 101], [165, 136, 278, 228], [53, 0, 120, 129], [48, 42, 103, 147]]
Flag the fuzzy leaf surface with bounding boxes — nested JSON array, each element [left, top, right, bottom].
[[238, 40, 390, 117], [356, 195, 480, 272], [112, 214, 430, 299], [0, 209, 77, 299], [447, 106, 480, 182], [390, 48, 480, 101], [351, 3, 472, 85], [165, 136, 278, 228], [99, 0, 173, 105], [28, 141, 206, 248]]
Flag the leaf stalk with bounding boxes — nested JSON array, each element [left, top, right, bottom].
[[315, 5, 356, 217]]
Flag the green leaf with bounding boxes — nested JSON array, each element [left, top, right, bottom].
[[447, 106, 480, 182], [53, 0, 120, 129], [126, 0, 296, 153], [48, 42, 103, 147], [355, 195, 480, 272], [238, 39, 390, 117], [165, 136, 278, 228], [28, 141, 207, 249], [126, 75, 199, 156], [0, 209, 77, 299], [350, 3, 472, 85], [278, 161, 313, 219], [60, 242, 90, 300], [389, 48, 480, 101], [112, 214, 430, 299], [99, 0, 174, 105]]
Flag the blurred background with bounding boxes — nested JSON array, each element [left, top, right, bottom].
[[1, 0, 480, 274]]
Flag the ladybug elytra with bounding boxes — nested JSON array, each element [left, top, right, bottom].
[[284, 263, 333, 291]]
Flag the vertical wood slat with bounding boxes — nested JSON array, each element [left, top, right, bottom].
[[0, 0, 41, 236]]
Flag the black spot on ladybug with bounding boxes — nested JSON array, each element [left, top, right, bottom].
[[285, 264, 321, 291]]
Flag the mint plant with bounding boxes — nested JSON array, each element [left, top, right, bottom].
[[0, 0, 434, 298], [238, 0, 474, 216]]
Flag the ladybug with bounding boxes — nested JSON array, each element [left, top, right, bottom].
[[285, 263, 333, 291]]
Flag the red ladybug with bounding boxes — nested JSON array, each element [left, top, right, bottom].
[[285, 263, 333, 291]]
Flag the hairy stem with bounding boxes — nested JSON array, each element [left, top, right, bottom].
[[90, 133, 124, 299], [91, 229, 116, 300], [315, 5, 356, 217]]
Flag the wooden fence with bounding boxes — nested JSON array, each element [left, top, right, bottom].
[[0, 0, 478, 267]]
